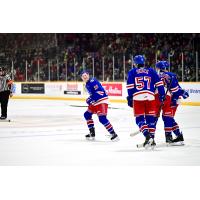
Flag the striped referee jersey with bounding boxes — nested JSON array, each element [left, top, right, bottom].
[[0, 74, 13, 92]]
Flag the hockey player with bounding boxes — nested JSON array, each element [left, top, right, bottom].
[[0, 67, 13, 120], [155, 61, 189, 144], [81, 71, 119, 141], [126, 55, 165, 147]]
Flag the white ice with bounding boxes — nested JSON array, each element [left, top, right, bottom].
[[0, 99, 200, 165]]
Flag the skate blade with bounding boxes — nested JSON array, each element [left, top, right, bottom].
[[170, 141, 184, 146], [146, 145, 155, 150], [86, 137, 95, 141], [111, 136, 120, 142], [143, 144, 155, 150], [144, 141, 156, 150], [144, 138, 153, 149]]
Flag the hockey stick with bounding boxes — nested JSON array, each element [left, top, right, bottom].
[[69, 104, 128, 110], [130, 130, 140, 137]]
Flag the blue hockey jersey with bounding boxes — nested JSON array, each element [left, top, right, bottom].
[[127, 67, 165, 100], [85, 78, 108, 105], [158, 71, 187, 100], [158, 72, 181, 95]]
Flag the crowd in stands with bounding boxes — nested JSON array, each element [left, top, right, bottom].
[[0, 33, 199, 82]]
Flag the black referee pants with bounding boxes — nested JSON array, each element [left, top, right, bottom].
[[0, 90, 10, 118]]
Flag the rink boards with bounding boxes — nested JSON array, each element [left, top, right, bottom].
[[11, 81, 200, 106]]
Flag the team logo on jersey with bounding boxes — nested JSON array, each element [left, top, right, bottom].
[[94, 84, 99, 90]]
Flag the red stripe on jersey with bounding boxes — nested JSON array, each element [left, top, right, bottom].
[[127, 86, 134, 90], [126, 84, 134, 89], [94, 97, 108, 104], [97, 91, 104, 96], [155, 81, 164, 87], [133, 90, 154, 97], [171, 86, 179, 93]]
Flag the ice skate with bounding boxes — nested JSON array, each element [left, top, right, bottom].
[[142, 133, 155, 149], [151, 139, 156, 149], [85, 127, 95, 140], [0, 116, 10, 122], [171, 134, 184, 145], [0, 116, 7, 120], [165, 134, 173, 144], [110, 132, 119, 141]]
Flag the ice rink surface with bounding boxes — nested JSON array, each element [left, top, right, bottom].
[[0, 99, 200, 166]]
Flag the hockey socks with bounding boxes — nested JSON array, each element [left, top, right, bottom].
[[84, 111, 94, 129], [172, 120, 182, 137], [98, 115, 114, 134]]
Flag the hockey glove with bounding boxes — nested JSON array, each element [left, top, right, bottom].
[[86, 97, 95, 105], [127, 96, 133, 108], [181, 89, 189, 99]]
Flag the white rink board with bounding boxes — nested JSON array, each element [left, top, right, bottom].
[[12, 82, 200, 104], [0, 99, 200, 165]]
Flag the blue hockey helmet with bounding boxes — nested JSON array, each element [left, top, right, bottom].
[[162, 61, 170, 70], [133, 55, 145, 65], [155, 61, 166, 71], [80, 70, 89, 76]]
